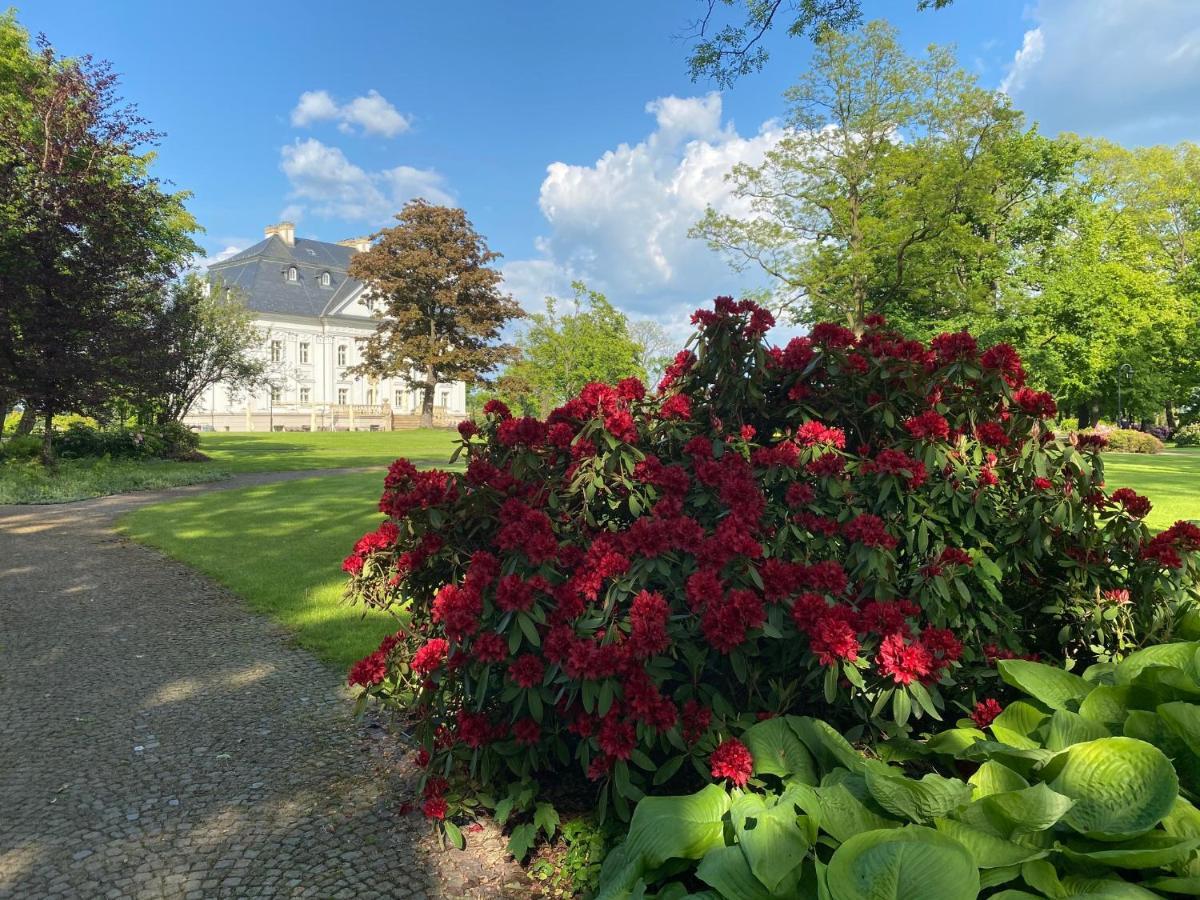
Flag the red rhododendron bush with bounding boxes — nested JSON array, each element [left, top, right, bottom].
[[343, 297, 1200, 821]]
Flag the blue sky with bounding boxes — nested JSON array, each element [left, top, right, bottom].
[[20, 1, 1200, 329]]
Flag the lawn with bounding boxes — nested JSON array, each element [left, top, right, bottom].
[[0, 457, 227, 504], [197, 429, 458, 474], [1103, 447, 1200, 532], [120, 471, 399, 669], [0, 428, 458, 504], [115, 443, 1200, 673]]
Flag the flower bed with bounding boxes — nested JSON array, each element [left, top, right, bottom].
[[343, 298, 1200, 845]]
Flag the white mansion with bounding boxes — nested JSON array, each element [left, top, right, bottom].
[[184, 222, 467, 432]]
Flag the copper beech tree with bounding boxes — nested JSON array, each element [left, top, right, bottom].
[[348, 200, 523, 426]]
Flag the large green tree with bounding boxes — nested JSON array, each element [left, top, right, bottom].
[[692, 21, 1078, 333], [348, 200, 523, 427], [0, 17, 199, 462], [134, 275, 266, 424], [499, 283, 646, 416]]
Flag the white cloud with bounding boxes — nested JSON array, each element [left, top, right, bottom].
[[290, 89, 411, 138], [1000, 0, 1200, 143], [279, 138, 452, 224], [194, 242, 250, 271], [504, 92, 783, 324]]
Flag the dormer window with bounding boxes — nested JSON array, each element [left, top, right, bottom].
[[287, 266, 298, 282], [319, 272, 331, 288]]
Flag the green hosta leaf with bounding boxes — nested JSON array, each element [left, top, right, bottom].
[[985, 892, 1042, 900], [934, 817, 1048, 868], [789, 716, 866, 775], [1042, 737, 1179, 840], [1058, 833, 1200, 869], [990, 700, 1050, 749], [815, 775, 902, 843], [1079, 685, 1133, 728], [1146, 875, 1200, 895], [730, 792, 811, 893], [1158, 701, 1200, 755], [1058, 875, 1167, 899], [998, 659, 1094, 710], [694, 845, 778, 900], [595, 784, 731, 897], [969, 761, 1029, 799], [1115, 642, 1200, 685], [1045, 708, 1111, 751], [960, 783, 1075, 840], [1132, 666, 1200, 706], [862, 761, 973, 824], [979, 864, 1021, 890], [954, 740, 1056, 777], [742, 716, 818, 784], [926, 728, 987, 756], [825, 826, 980, 900]]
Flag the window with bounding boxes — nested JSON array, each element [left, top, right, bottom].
[[367, 387, 377, 405], [270, 340, 282, 363], [365, 297, 374, 312], [299, 387, 310, 404], [319, 272, 330, 287], [270, 385, 281, 403], [287, 266, 297, 282], [299, 342, 309, 364], [395, 389, 404, 407], [439, 390, 449, 409], [337, 345, 347, 366], [337, 388, 348, 405]]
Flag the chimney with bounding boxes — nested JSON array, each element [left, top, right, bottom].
[[337, 236, 372, 253], [265, 222, 295, 246]]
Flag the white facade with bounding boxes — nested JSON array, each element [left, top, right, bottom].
[[185, 224, 467, 432]]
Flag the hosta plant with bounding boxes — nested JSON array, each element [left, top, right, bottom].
[[600, 671, 1200, 899], [343, 297, 1200, 837]]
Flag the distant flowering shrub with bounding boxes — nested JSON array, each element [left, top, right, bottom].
[[343, 297, 1200, 821]]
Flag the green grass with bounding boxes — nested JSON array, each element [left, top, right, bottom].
[[0, 457, 228, 504], [0, 429, 458, 504], [1102, 448, 1200, 532], [120, 472, 399, 669], [198, 429, 458, 473]]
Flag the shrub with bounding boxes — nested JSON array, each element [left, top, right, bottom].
[[1175, 424, 1200, 447], [344, 298, 1200, 832], [0, 434, 43, 462], [600, 645, 1200, 899], [1144, 424, 1173, 442], [53, 421, 200, 461], [1084, 428, 1164, 454]]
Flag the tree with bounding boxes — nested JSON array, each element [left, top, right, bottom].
[[0, 19, 199, 463], [692, 21, 1079, 333], [500, 283, 646, 416], [133, 275, 266, 424], [683, 0, 954, 85], [348, 200, 523, 427], [628, 318, 677, 388]]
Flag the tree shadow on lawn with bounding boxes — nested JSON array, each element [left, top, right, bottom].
[[119, 473, 405, 669]]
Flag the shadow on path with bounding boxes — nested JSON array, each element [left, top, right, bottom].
[[0, 471, 525, 899]]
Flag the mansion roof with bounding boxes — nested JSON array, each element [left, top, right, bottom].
[[208, 234, 364, 319]]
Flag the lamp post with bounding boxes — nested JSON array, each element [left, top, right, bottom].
[[1117, 364, 1134, 427]]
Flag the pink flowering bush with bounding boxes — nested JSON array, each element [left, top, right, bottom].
[[344, 297, 1200, 822]]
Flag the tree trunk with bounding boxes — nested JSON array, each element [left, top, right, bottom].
[[1075, 401, 1092, 430], [1166, 402, 1177, 432], [40, 407, 54, 467], [16, 404, 36, 435], [0, 392, 10, 446], [421, 366, 436, 429]]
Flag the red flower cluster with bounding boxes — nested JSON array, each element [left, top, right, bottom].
[[904, 410, 950, 441], [341, 521, 399, 575], [970, 698, 1003, 729], [1111, 487, 1152, 519], [1143, 520, 1200, 569], [709, 738, 754, 787]]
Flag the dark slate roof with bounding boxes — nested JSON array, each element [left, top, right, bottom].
[[208, 235, 363, 318]]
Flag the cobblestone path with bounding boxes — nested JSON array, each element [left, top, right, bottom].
[[0, 473, 525, 899]]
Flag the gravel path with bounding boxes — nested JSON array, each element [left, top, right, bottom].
[[0, 471, 527, 899]]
